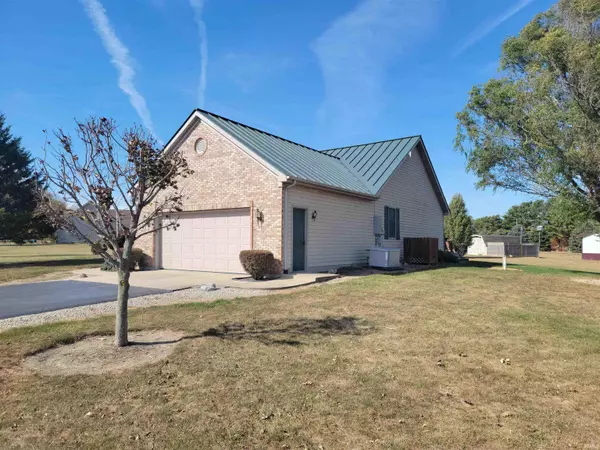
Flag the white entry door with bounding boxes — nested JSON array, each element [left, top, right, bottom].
[[161, 209, 251, 273]]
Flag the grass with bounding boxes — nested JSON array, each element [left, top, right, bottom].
[[2, 266, 600, 448], [0, 244, 101, 284], [469, 251, 600, 276]]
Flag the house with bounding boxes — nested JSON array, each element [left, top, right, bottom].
[[137, 109, 449, 273], [467, 235, 520, 256], [582, 234, 600, 260], [56, 203, 131, 244]]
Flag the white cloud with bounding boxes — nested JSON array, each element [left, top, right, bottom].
[[81, 0, 160, 141], [312, 0, 442, 142], [453, 0, 536, 57], [189, 0, 209, 107]]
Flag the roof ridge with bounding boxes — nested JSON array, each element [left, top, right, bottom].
[[196, 108, 341, 161], [321, 134, 422, 153]]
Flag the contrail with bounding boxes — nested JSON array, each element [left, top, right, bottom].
[[189, 0, 209, 107], [453, 0, 536, 57], [81, 0, 160, 141]]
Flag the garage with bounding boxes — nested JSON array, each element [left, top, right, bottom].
[[160, 209, 251, 273]]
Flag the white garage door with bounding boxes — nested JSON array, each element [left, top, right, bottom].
[[161, 209, 251, 273]]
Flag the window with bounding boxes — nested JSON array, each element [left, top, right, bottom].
[[384, 206, 400, 240], [194, 137, 207, 155]]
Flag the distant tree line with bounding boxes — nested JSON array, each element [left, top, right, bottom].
[[472, 197, 600, 252]]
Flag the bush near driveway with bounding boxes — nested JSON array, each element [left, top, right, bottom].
[[239, 250, 275, 280]]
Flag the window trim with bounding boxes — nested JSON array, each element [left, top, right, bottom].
[[384, 206, 400, 240]]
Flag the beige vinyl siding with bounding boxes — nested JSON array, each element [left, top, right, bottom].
[[284, 186, 373, 272], [375, 143, 445, 255]]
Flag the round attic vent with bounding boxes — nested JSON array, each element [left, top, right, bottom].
[[194, 138, 207, 155]]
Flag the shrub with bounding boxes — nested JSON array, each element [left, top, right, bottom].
[[268, 258, 283, 278], [240, 250, 274, 280], [97, 247, 147, 271], [438, 250, 461, 263], [90, 241, 106, 256], [101, 260, 118, 271], [129, 248, 145, 271]]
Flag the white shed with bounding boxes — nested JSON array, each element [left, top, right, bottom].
[[467, 235, 520, 256], [582, 234, 600, 261]]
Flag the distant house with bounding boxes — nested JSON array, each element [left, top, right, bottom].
[[56, 203, 130, 244], [467, 235, 521, 256], [582, 234, 600, 261]]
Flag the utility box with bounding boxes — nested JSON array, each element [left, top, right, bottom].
[[369, 247, 401, 269], [373, 215, 383, 235]]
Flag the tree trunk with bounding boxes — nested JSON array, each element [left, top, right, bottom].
[[115, 241, 133, 347], [115, 268, 131, 347]]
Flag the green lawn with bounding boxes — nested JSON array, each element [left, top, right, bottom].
[[0, 244, 101, 284], [2, 266, 600, 448]]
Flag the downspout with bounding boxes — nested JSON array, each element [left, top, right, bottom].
[[282, 179, 297, 273]]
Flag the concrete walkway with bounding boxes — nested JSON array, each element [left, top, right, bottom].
[[71, 268, 339, 291]]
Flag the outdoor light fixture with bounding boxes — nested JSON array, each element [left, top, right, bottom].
[[312, 210, 318, 221], [256, 208, 264, 223]]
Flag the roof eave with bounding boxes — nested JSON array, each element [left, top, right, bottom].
[[163, 109, 288, 181], [285, 176, 378, 200], [416, 138, 450, 215]]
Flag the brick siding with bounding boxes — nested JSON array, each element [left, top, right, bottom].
[[136, 119, 283, 268]]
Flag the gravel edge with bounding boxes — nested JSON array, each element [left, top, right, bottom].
[[0, 287, 273, 331], [0, 277, 352, 332]]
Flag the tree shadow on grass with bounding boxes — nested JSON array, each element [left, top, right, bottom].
[[0, 258, 102, 269], [131, 317, 372, 347]]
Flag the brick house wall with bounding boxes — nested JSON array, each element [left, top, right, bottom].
[[136, 119, 283, 267]]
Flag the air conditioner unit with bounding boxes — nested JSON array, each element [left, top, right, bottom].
[[369, 247, 401, 269]]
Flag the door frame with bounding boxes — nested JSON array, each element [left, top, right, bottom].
[[291, 206, 308, 272]]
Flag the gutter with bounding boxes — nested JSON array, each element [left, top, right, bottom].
[[286, 176, 378, 200], [282, 179, 297, 273]]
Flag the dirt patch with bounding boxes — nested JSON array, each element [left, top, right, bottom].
[[24, 330, 185, 376], [572, 277, 600, 286], [488, 266, 521, 271]]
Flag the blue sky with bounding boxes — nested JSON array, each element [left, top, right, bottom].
[[1, 0, 555, 218]]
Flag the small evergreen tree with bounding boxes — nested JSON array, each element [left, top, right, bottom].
[[0, 112, 54, 243], [444, 193, 473, 254]]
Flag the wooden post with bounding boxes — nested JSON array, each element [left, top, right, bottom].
[[502, 254, 507, 271]]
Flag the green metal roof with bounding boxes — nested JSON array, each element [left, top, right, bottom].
[[321, 136, 422, 194], [197, 110, 370, 195], [191, 109, 448, 211]]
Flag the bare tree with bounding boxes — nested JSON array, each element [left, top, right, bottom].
[[37, 117, 192, 347]]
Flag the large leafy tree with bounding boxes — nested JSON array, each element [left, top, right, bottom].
[[455, 0, 600, 221], [473, 215, 505, 235], [444, 193, 473, 254], [38, 117, 193, 347], [0, 112, 54, 243]]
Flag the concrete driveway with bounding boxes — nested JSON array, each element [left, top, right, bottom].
[[0, 281, 168, 319], [71, 268, 338, 291]]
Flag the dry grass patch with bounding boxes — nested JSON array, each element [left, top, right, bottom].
[[24, 330, 185, 376], [0, 244, 101, 284], [1, 267, 600, 448]]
